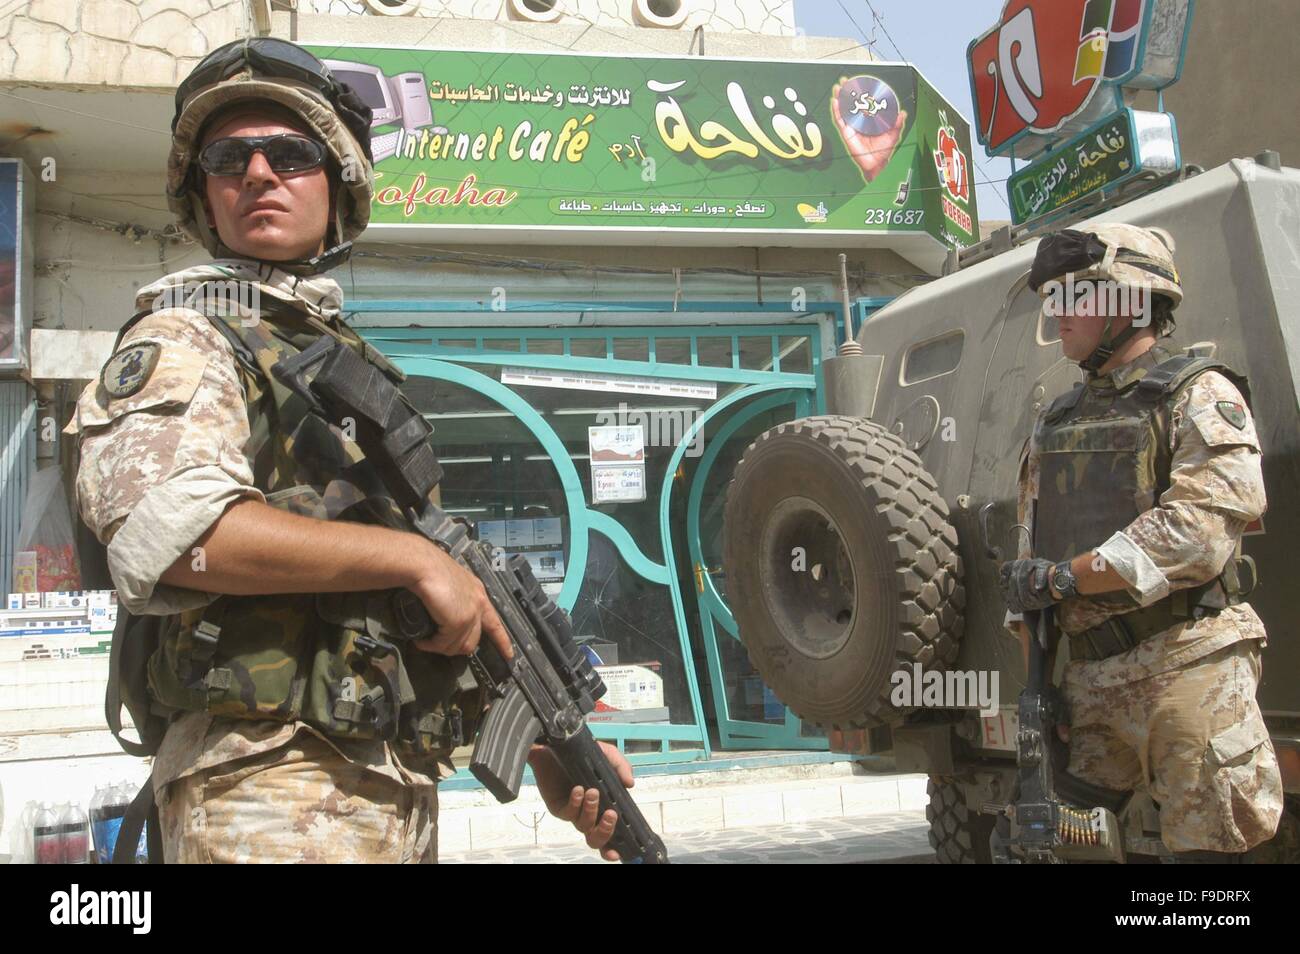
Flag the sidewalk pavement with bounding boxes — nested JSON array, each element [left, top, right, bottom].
[[437, 756, 935, 859], [442, 810, 933, 863]]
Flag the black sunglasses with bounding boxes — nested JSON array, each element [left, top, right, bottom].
[[198, 134, 328, 176]]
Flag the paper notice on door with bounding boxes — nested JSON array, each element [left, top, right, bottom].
[[502, 366, 716, 400], [588, 425, 645, 464], [591, 465, 646, 503], [589, 425, 647, 503]]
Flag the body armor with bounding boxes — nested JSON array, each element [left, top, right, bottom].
[[1031, 348, 1251, 652], [112, 287, 472, 758]]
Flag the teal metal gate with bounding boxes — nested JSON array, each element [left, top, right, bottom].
[[356, 300, 839, 765]]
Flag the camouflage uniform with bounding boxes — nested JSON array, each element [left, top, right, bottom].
[[67, 259, 448, 864], [1010, 345, 1283, 853]]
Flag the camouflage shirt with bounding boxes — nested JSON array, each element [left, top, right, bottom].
[[1009, 345, 1268, 687], [66, 259, 446, 789]]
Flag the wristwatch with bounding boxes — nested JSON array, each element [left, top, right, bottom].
[[1050, 560, 1079, 600]]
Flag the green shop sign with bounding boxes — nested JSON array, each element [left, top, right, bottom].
[[305, 45, 980, 269], [1007, 107, 1181, 225]]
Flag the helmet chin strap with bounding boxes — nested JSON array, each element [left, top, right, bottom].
[[1080, 314, 1143, 373], [1077, 244, 1156, 372]]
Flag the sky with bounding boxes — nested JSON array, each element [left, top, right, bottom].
[[794, 0, 1014, 222]]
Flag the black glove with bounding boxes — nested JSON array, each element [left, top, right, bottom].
[[998, 558, 1057, 614]]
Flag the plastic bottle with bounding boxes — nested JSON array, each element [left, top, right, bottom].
[[89, 785, 109, 863], [10, 800, 37, 864], [113, 782, 131, 859], [88, 785, 103, 860], [60, 800, 89, 864], [112, 780, 149, 864], [92, 785, 128, 868], [33, 802, 60, 864]]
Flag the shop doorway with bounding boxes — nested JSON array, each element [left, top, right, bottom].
[[360, 311, 833, 764], [683, 388, 829, 749]]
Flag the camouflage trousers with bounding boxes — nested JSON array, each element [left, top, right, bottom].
[[157, 730, 438, 863], [1063, 639, 1282, 854]]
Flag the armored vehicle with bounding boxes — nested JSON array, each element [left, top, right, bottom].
[[722, 155, 1300, 862]]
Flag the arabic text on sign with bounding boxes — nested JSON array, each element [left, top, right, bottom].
[[648, 78, 823, 162]]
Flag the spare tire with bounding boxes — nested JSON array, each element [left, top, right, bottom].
[[722, 415, 964, 728]]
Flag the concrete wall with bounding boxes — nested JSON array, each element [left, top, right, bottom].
[[0, 0, 246, 88], [0, 0, 800, 90], [303, 0, 796, 36], [276, 9, 859, 66], [1133, 0, 1300, 169]]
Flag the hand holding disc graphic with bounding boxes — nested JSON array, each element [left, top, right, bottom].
[[832, 76, 908, 183]]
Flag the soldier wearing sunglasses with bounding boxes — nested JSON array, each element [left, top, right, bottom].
[[65, 39, 632, 864]]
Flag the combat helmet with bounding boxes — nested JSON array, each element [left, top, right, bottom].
[[1029, 222, 1183, 371], [167, 37, 375, 273]]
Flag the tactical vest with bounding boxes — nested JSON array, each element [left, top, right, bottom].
[[1031, 349, 1252, 646], [109, 288, 474, 758]]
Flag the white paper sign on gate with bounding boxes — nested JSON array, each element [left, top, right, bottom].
[[588, 425, 647, 503]]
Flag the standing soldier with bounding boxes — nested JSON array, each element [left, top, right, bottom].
[[997, 223, 1282, 862], [65, 38, 631, 863]]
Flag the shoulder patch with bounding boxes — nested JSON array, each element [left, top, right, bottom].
[[1216, 400, 1247, 429], [102, 341, 161, 398]]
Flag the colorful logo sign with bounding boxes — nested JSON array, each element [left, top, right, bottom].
[[934, 114, 970, 203], [968, 0, 1193, 157], [933, 111, 972, 235]]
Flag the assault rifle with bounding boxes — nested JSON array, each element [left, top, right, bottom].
[[979, 505, 1127, 864], [275, 334, 669, 864]]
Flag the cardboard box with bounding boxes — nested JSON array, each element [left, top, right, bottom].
[[477, 520, 508, 549], [12, 551, 37, 593], [533, 518, 563, 546], [522, 549, 565, 583], [587, 706, 669, 724], [594, 664, 664, 711], [504, 519, 535, 549], [45, 591, 90, 610]]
